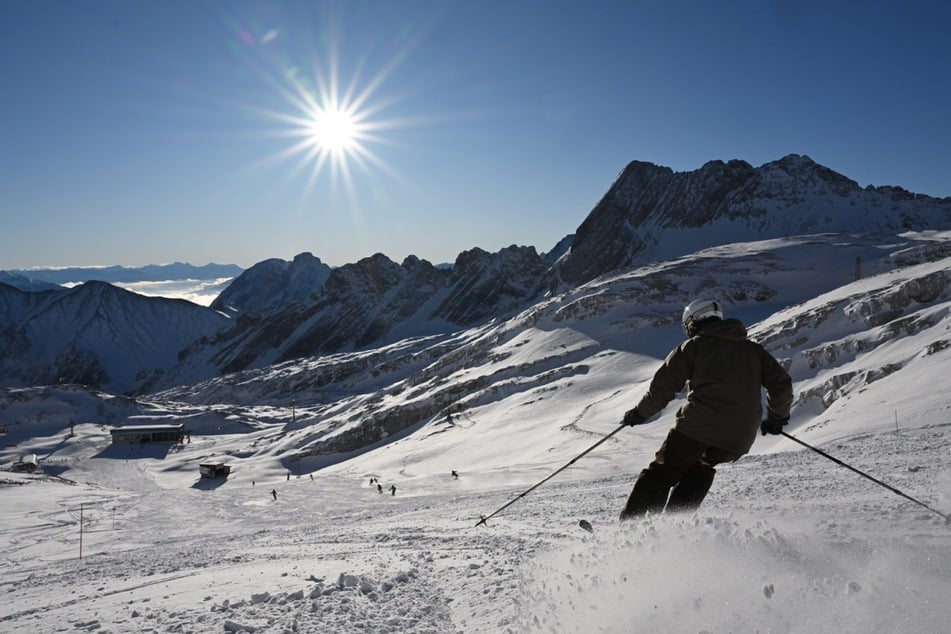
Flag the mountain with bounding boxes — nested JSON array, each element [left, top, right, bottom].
[[8, 231, 949, 476], [0, 281, 229, 393], [557, 154, 951, 284], [4, 155, 950, 399], [150, 246, 550, 390], [172, 154, 949, 387], [0, 271, 62, 292], [210, 252, 332, 315], [147, 231, 951, 463], [3, 262, 243, 285]]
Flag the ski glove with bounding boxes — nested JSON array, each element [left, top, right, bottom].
[[622, 408, 646, 427], [760, 415, 789, 436]]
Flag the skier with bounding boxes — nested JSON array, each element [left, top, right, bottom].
[[377, 483, 383, 494], [271, 489, 277, 501], [390, 484, 397, 496], [618, 299, 793, 520], [451, 470, 459, 479]]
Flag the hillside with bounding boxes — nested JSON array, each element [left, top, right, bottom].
[[1, 229, 950, 632]]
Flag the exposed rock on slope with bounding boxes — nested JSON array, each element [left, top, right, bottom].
[[211, 252, 332, 314], [558, 154, 951, 284]]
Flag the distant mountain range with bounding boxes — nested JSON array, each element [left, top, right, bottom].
[[1, 154, 949, 395], [0, 262, 243, 288]]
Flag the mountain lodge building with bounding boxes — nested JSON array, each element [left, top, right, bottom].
[[109, 424, 186, 445]]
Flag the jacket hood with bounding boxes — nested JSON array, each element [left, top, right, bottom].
[[695, 318, 748, 341]]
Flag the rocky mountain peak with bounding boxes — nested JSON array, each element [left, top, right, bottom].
[[759, 153, 859, 196], [211, 252, 332, 314], [557, 156, 951, 285]]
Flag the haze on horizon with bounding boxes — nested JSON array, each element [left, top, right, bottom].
[[3, 0, 950, 271]]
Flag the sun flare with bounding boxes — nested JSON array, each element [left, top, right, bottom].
[[238, 21, 418, 196], [308, 106, 357, 153], [266, 69, 394, 194]]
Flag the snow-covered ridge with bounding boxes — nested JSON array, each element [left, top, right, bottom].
[[0, 282, 229, 393], [558, 154, 951, 284], [28, 231, 937, 477]]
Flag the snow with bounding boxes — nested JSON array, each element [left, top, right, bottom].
[[3, 234, 951, 632], [2, 427, 949, 633]]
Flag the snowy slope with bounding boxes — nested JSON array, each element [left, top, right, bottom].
[[139, 232, 947, 476], [2, 232, 950, 632], [1, 399, 948, 632]]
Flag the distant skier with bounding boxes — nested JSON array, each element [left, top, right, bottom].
[[271, 489, 277, 501], [377, 484, 383, 494], [390, 484, 397, 496], [618, 299, 793, 521], [451, 470, 459, 479]]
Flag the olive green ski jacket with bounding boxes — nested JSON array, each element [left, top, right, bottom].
[[631, 318, 793, 454]]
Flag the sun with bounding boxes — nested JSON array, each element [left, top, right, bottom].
[[232, 20, 417, 195], [308, 106, 357, 154], [263, 66, 394, 194]]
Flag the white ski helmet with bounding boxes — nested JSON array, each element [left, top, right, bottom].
[[681, 298, 723, 334]]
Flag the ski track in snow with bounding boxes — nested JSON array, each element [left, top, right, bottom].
[[2, 427, 950, 633]]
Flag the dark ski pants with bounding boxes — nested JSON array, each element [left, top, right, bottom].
[[619, 428, 743, 521]]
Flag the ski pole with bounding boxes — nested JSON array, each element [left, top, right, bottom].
[[780, 431, 951, 523], [476, 423, 626, 527]]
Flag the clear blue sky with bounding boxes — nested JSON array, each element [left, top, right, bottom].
[[3, 0, 949, 269]]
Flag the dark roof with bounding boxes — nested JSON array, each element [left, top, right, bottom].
[[110, 424, 185, 434]]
